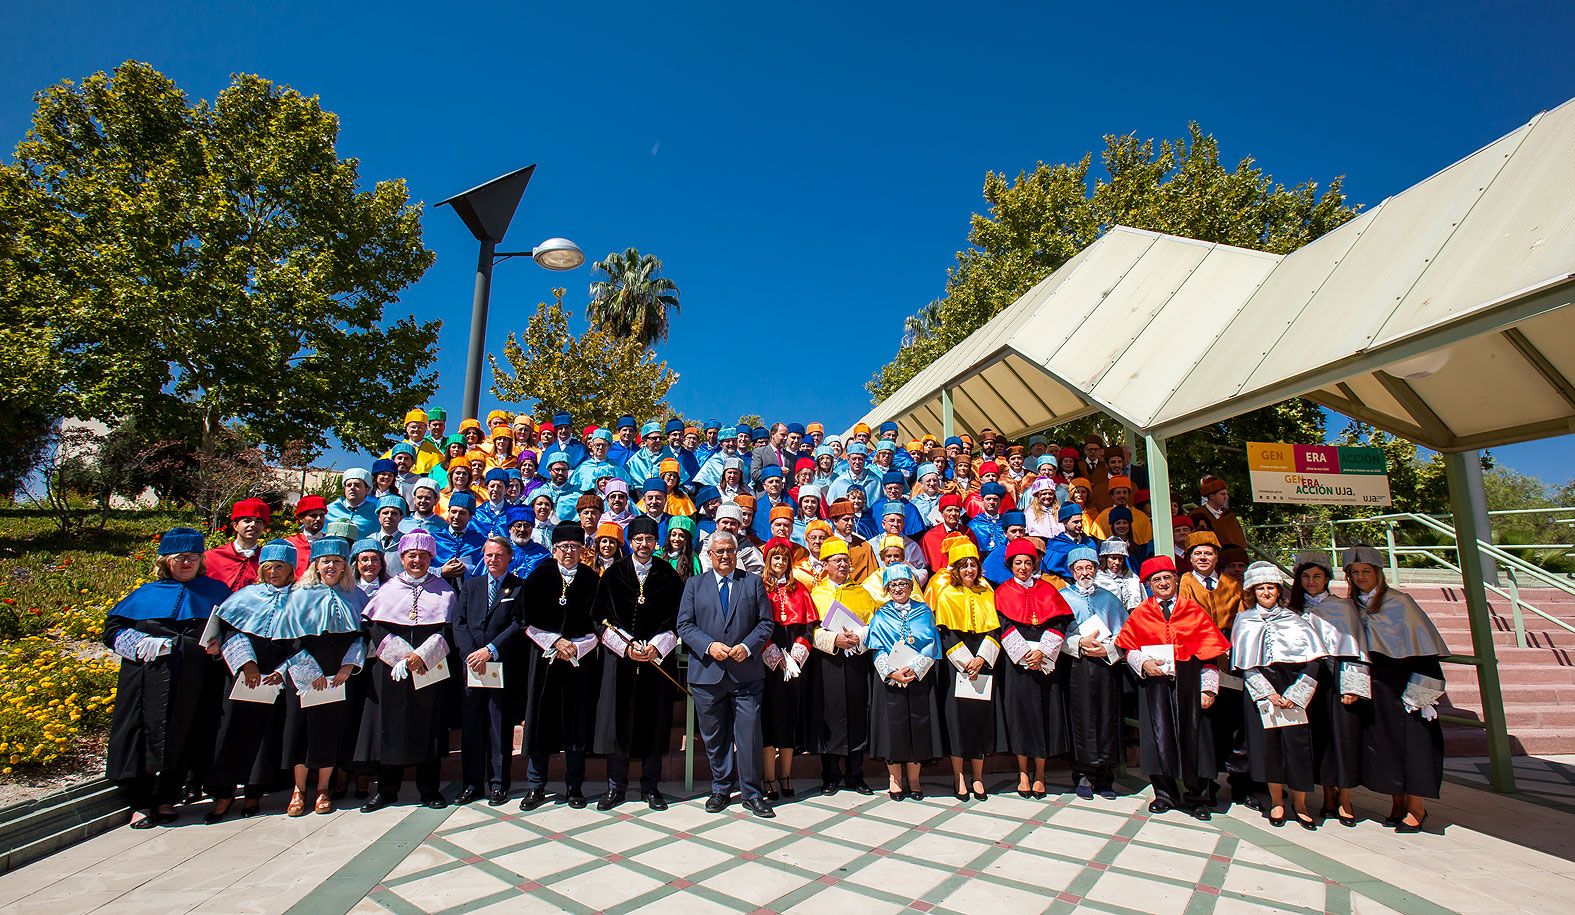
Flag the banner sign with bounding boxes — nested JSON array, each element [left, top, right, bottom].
[[1246, 442, 1392, 507]]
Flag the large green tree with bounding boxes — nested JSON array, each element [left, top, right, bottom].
[[490, 289, 678, 430], [869, 124, 1359, 520], [587, 247, 681, 346], [0, 60, 438, 462]]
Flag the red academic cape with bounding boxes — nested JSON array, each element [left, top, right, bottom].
[[993, 578, 1074, 630], [919, 523, 978, 574], [203, 542, 259, 592], [766, 582, 819, 651], [1115, 595, 1230, 662]]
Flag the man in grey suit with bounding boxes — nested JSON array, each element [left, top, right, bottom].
[[677, 531, 776, 817], [748, 422, 790, 487]]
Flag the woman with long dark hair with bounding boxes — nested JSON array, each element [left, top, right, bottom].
[[1288, 550, 1368, 826]]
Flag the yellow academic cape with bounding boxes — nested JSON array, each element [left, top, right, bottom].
[[810, 578, 878, 624], [930, 582, 1001, 633], [382, 440, 445, 476], [1086, 505, 1153, 545]]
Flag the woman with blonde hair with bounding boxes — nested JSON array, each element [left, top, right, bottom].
[[280, 539, 368, 816]]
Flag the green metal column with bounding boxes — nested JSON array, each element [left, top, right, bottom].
[[941, 387, 955, 440], [1444, 450, 1516, 793], [1144, 434, 1175, 560]]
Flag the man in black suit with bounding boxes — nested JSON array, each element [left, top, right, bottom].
[[676, 530, 776, 817], [449, 536, 524, 806]]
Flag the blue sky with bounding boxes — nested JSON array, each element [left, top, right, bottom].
[[4, 0, 1572, 483]]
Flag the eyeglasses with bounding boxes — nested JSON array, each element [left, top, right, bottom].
[[711, 548, 737, 555]]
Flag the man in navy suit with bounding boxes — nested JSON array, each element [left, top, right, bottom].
[[447, 536, 524, 806], [676, 530, 776, 818]]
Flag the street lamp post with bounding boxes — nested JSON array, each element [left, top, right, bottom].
[[437, 165, 585, 420]]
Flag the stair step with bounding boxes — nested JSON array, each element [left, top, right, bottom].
[[1442, 682, 1575, 706], [1444, 727, 1575, 757]]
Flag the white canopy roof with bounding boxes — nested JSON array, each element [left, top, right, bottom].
[[856, 98, 1575, 452]]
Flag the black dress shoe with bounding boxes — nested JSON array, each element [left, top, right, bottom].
[[742, 797, 776, 818], [909, 789, 924, 801], [240, 802, 263, 818], [848, 782, 873, 796], [488, 789, 509, 807], [597, 789, 625, 811], [360, 794, 396, 813], [1236, 794, 1263, 812], [566, 789, 588, 809], [1296, 814, 1318, 831], [1267, 808, 1286, 827], [705, 793, 730, 813], [1148, 799, 1173, 814], [820, 783, 838, 796], [454, 786, 483, 805], [1394, 813, 1428, 834], [519, 787, 547, 811], [129, 811, 158, 829], [642, 790, 668, 811], [422, 796, 448, 810], [1189, 805, 1212, 821], [780, 782, 796, 799], [888, 788, 905, 801]]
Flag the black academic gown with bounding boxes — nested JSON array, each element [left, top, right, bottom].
[[282, 630, 364, 770], [103, 614, 220, 787], [1134, 657, 1219, 783], [938, 628, 1007, 759], [520, 563, 602, 755], [207, 625, 292, 793], [1242, 661, 1319, 791], [353, 619, 451, 767], [591, 557, 684, 758], [1363, 654, 1445, 798], [998, 618, 1073, 759]]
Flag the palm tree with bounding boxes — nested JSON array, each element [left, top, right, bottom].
[[587, 248, 681, 346]]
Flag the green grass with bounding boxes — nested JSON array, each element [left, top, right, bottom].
[[0, 508, 193, 640]]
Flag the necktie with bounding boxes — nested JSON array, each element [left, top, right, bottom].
[[1205, 577, 1215, 591], [488, 576, 500, 608], [719, 578, 732, 621]]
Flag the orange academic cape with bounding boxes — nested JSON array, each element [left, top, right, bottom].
[[1114, 595, 1230, 662]]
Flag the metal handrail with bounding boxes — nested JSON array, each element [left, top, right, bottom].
[[1256, 508, 1575, 645]]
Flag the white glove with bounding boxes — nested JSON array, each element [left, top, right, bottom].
[[782, 653, 802, 681], [389, 659, 410, 682], [136, 637, 173, 662], [1419, 705, 1438, 722]]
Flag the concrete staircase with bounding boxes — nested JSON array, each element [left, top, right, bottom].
[[1410, 584, 1575, 756]]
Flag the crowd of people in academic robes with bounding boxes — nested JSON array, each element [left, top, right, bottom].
[[101, 411, 1450, 835]]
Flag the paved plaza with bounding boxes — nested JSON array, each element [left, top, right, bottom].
[[1, 758, 1572, 914]]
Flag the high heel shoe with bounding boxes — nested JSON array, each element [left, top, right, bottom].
[[1382, 808, 1405, 827], [315, 792, 334, 815], [287, 789, 308, 817], [203, 799, 233, 825], [971, 781, 988, 802], [888, 786, 905, 801], [763, 779, 780, 801], [1395, 813, 1428, 834], [779, 780, 796, 799]]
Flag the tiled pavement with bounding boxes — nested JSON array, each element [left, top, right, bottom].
[[4, 761, 1575, 914]]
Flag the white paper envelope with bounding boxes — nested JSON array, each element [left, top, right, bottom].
[[954, 670, 993, 701], [1140, 644, 1175, 676], [299, 683, 346, 708], [886, 643, 921, 674], [1077, 617, 1112, 641], [466, 662, 505, 689], [412, 657, 451, 690], [1261, 703, 1309, 729], [230, 678, 281, 704], [819, 601, 865, 633]]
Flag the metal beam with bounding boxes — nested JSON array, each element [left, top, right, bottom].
[[1304, 391, 1433, 445], [1444, 450, 1516, 794], [1373, 370, 1456, 446], [941, 387, 954, 441], [1150, 277, 1574, 441], [1502, 327, 1575, 410], [1145, 435, 1175, 560]]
